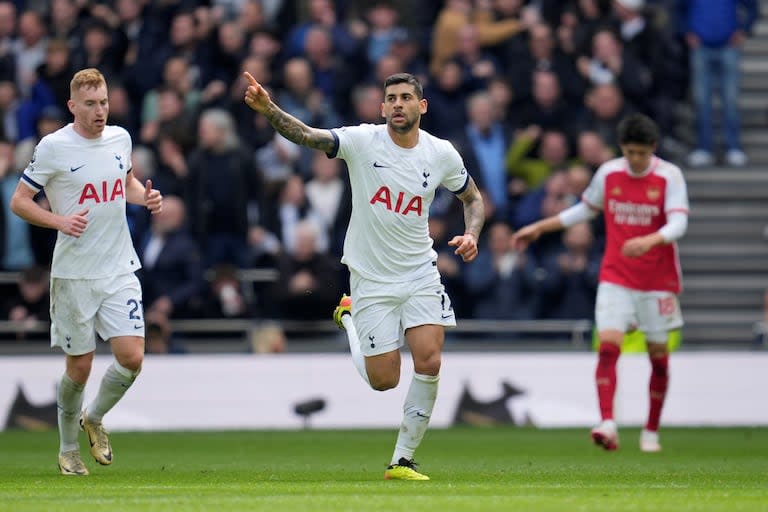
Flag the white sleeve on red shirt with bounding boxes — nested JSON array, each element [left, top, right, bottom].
[[657, 162, 689, 241], [658, 210, 688, 242], [558, 201, 598, 227], [581, 161, 612, 210], [662, 163, 689, 214]]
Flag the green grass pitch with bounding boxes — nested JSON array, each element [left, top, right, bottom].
[[1, 427, 766, 511]]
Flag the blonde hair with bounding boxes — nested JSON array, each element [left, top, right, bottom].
[[70, 68, 106, 97]]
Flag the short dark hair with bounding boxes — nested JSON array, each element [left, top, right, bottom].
[[383, 73, 423, 99], [617, 113, 659, 146]]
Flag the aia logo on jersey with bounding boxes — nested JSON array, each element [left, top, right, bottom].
[[369, 186, 423, 216], [78, 178, 124, 204], [646, 186, 661, 201]]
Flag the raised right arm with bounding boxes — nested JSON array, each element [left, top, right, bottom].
[[243, 72, 336, 154]]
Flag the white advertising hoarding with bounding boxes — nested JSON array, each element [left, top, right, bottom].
[[0, 352, 766, 431]]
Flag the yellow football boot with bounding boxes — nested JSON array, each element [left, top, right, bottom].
[[384, 458, 430, 481]]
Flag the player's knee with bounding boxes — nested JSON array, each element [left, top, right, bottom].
[[369, 373, 399, 391], [414, 352, 441, 376], [598, 330, 623, 347], [117, 351, 144, 373], [596, 341, 621, 369], [598, 342, 620, 355], [647, 343, 667, 357], [68, 358, 93, 383]]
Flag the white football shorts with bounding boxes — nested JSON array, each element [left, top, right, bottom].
[[595, 281, 683, 343], [350, 268, 456, 357], [50, 272, 145, 355]]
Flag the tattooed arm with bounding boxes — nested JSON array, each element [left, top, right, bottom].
[[457, 177, 484, 239], [243, 71, 336, 154], [448, 177, 485, 262]]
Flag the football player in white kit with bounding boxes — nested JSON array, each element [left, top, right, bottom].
[[10, 69, 163, 475], [244, 71, 484, 480]]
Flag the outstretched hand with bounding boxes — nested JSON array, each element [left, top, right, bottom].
[[448, 233, 479, 262], [144, 179, 163, 214], [243, 72, 271, 113], [511, 224, 541, 251]]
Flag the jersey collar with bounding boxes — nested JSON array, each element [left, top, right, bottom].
[[625, 156, 658, 178]]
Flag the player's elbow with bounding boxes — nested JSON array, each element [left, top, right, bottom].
[[659, 212, 688, 242], [9, 191, 26, 217]]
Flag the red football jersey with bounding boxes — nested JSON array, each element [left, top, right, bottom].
[[582, 156, 689, 293]]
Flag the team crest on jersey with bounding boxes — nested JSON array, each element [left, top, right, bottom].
[[646, 186, 660, 200], [610, 186, 622, 196], [115, 154, 124, 170]]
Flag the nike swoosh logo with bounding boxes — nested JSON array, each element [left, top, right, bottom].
[[70, 165, 85, 172], [134, 324, 143, 329], [441, 313, 453, 319], [372, 161, 389, 168], [460, 168, 466, 175]]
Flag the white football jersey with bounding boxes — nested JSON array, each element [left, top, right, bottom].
[[20, 124, 140, 279], [330, 124, 469, 282]]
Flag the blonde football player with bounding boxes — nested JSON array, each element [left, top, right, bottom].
[[11, 68, 162, 475]]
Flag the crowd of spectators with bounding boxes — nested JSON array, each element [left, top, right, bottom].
[[0, 0, 758, 347]]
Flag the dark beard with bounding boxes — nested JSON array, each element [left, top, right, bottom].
[[388, 115, 417, 133]]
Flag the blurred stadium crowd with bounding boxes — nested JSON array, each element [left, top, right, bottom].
[[0, 0, 755, 348]]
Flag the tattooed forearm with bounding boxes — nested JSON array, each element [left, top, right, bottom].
[[458, 178, 484, 238], [263, 103, 336, 153]]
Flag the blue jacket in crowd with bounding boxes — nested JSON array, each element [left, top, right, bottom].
[[677, 0, 759, 47]]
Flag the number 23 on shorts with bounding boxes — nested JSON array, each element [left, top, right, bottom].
[[127, 298, 143, 320]]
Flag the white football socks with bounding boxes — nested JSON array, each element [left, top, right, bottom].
[[57, 373, 85, 453], [341, 314, 370, 386], [86, 360, 139, 424], [391, 372, 440, 464]]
